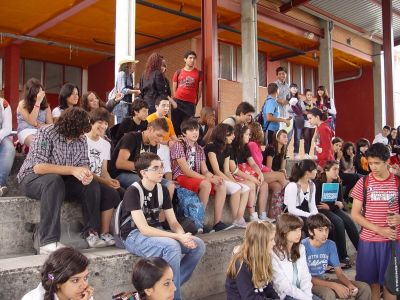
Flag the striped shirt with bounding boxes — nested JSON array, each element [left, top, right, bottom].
[[351, 173, 400, 241], [17, 124, 89, 183]]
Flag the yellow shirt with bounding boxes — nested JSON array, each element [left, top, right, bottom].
[[146, 113, 175, 142]]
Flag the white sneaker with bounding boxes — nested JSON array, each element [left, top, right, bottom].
[[86, 232, 107, 248], [0, 186, 8, 197], [249, 213, 260, 222], [39, 242, 66, 255], [100, 233, 115, 246], [304, 154, 311, 159], [259, 215, 276, 223], [233, 218, 247, 228], [294, 153, 300, 160]]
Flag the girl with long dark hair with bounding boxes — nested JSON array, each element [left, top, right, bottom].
[[272, 214, 318, 300], [316, 86, 336, 130], [314, 160, 359, 268], [287, 83, 305, 159], [303, 89, 316, 157], [52, 83, 80, 121], [205, 123, 249, 229], [131, 257, 175, 300], [140, 53, 171, 114], [307, 108, 334, 169], [17, 78, 53, 146], [340, 142, 361, 201], [22, 247, 93, 300], [284, 159, 318, 223]]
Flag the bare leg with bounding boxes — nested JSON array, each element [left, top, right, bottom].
[[229, 190, 241, 220], [100, 209, 113, 234], [263, 171, 288, 187], [383, 286, 396, 300], [241, 180, 256, 214], [236, 189, 249, 220], [167, 182, 175, 199], [213, 183, 227, 225], [198, 180, 212, 208], [258, 181, 269, 215]]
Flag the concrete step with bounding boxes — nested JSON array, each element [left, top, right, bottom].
[[0, 194, 235, 257], [0, 229, 244, 300]]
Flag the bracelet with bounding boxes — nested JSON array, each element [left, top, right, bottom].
[[34, 104, 40, 108]]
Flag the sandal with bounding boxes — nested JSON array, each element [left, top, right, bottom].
[[325, 265, 335, 273]]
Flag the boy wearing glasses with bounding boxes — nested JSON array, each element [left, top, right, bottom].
[[170, 118, 229, 232], [121, 152, 205, 300]]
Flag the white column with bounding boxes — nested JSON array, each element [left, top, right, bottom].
[[114, 0, 136, 78], [241, 0, 259, 108]]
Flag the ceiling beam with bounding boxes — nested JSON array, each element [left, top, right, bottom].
[[279, 0, 311, 14], [14, 0, 98, 45]]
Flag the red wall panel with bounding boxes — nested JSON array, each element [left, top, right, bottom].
[[88, 60, 114, 101], [334, 65, 374, 142]]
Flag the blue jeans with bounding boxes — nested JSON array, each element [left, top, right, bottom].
[[124, 229, 205, 300], [293, 127, 303, 154], [112, 102, 130, 124], [0, 137, 15, 186], [284, 295, 321, 300]]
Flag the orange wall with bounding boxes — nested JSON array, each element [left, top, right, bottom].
[[334, 65, 374, 142]]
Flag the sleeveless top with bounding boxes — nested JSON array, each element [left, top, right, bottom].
[[17, 108, 47, 132]]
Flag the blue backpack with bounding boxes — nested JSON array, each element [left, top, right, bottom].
[[175, 186, 205, 230]]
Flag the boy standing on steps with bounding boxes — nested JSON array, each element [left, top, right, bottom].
[[121, 152, 205, 300], [170, 117, 230, 232], [351, 142, 400, 300], [172, 50, 203, 136], [302, 213, 370, 300]]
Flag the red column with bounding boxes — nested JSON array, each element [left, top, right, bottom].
[[4, 45, 20, 129], [382, 0, 394, 126], [201, 0, 219, 118]]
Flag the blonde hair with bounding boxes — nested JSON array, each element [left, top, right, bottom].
[[226, 221, 275, 288]]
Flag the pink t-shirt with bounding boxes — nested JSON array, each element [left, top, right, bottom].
[[247, 141, 270, 173]]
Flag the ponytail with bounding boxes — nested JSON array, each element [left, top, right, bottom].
[[289, 159, 317, 182]]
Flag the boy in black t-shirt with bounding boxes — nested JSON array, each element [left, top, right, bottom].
[[121, 152, 205, 300], [109, 118, 175, 198]]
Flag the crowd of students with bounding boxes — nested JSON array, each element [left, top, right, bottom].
[[0, 51, 398, 300]]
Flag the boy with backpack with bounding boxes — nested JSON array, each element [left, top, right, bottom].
[[351, 142, 400, 300], [170, 118, 230, 232], [302, 214, 371, 300], [119, 152, 205, 300], [262, 83, 291, 145], [171, 50, 203, 136]]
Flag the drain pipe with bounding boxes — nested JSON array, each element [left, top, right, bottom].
[[0, 32, 113, 57], [334, 58, 363, 83]]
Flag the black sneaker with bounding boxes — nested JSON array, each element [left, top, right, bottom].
[[213, 222, 234, 232], [198, 224, 214, 234]]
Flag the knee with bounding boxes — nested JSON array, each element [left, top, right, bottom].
[[47, 174, 64, 189], [199, 180, 212, 191], [163, 239, 182, 258]]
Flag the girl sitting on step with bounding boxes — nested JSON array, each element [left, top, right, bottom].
[[225, 220, 279, 299], [22, 247, 94, 300]]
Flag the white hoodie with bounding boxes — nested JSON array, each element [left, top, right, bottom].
[[22, 283, 94, 300], [272, 244, 314, 300]]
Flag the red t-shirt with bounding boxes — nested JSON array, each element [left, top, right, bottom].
[[172, 68, 202, 104], [351, 173, 400, 241], [315, 122, 334, 167]]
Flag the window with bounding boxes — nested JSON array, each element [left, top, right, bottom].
[[304, 67, 314, 92], [45, 63, 63, 94], [218, 42, 267, 86], [17, 59, 82, 93], [219, 43, 234, 81], [291, 63, 303, 93], [65, 66, 82, 92]]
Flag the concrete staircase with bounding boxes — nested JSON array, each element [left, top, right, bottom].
[[0, 155, 244, 299]]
